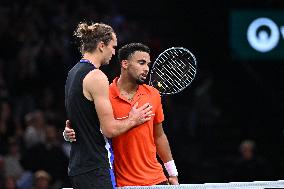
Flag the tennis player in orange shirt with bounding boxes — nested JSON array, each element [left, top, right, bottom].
[[64, 43, 179, 186]]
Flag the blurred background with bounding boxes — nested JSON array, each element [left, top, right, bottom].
[[0, 0, 284, 188]]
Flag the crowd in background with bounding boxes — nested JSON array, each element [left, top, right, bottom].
[[0, 0, 283, 188], [0, 0, 161, 188]]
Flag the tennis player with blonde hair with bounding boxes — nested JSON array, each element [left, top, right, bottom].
[[65, 23, 152, 189]]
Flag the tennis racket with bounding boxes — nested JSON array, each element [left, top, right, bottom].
[[149, 47, 197, 95]]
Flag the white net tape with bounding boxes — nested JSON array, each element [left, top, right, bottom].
[[116, 180, 284, 189], [63, 180, 284, 189]]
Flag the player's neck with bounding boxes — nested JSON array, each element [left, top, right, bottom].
[[117, 75, 138, 94], [82, 53, 102, 68]]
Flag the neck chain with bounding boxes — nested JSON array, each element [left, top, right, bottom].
[[121, 90, 136, 101], [117, 78, 138, 101]]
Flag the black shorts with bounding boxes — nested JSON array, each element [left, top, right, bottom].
[[70, 167, 114, 189]]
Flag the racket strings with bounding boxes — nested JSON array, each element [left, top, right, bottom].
[[152, 51, 196, 93], [152, 66, 192, 93], [165, 49, 196, 77], [153, 67, 183, 93], [152, 63, 180, 92], [150, 47, 197, 94]]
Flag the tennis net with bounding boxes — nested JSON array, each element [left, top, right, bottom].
[[116, 180, 284, 189]]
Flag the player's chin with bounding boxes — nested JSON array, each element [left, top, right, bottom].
[[136, 78, 146, 85], [104, 58, 112, 65], [103, 61, 110, 65]]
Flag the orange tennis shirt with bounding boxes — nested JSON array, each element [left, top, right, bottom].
[[109, 77, 167, 186]]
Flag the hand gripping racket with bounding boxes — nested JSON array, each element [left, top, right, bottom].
[[149, 47, 197, 95]]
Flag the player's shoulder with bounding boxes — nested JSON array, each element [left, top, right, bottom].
[[84, 69, 109, 90], [87, 69, 108, 81]]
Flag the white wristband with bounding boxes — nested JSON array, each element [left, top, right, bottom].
[[62, 131, 70, 142], [164, 160, 178, 177]]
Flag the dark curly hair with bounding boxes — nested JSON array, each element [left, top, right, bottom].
[[118, 43, 150, 63]]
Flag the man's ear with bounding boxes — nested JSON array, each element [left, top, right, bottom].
[[121, 60, 128, 69], [98, 41, 105, 52]]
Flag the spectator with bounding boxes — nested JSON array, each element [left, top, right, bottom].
[[0, 99, 16, 154], [4, 138, 23, 180], [4, 138, 33, 189], [0, 155, 5, 188], [4, 176, 18, 189], [23, 110, 46, 149], [33, 170, 51, 189], [21, 125, 68, 188], [231, 140, 273, 181]]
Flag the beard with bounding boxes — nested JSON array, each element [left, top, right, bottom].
[[136, 78, 145, 85], [136, 75, 147, 84]]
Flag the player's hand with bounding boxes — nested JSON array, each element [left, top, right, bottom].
[[168, 176, 179, 185], [63, 120, 76, 142], [128, 102, 153, 126]]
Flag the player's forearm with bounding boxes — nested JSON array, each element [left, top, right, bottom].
[[101, 118, 136, 138], [155, 134, 179, 177], [155, 133, 173, 162], [99, 102, 152, 138]]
